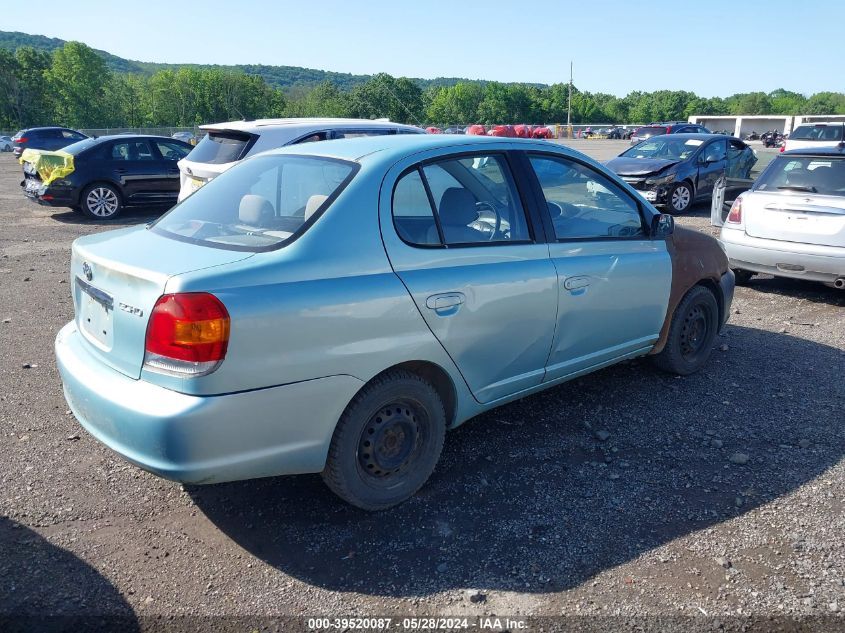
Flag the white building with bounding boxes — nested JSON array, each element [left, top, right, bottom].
[[688, 114, 845, 137]]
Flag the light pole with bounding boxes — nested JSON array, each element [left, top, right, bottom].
[[567, 61, 573, 138]]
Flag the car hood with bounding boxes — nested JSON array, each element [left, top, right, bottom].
[[606, 157, 680, 177]]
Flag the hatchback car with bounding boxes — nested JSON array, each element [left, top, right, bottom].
[[177, 118, 423, 201], [629, 123, 710, 145], [56, 135, 733, 510], [21, 135, 192, 219], [12, 126, 88, 158], [606, 134, 757, 213], [721, 147, 845, 288]]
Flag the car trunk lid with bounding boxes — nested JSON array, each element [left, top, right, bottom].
[[743, 191, 845, 248], [70, 226, 253, 379]]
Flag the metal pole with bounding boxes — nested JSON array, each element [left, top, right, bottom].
[[567, 61, 572, 138]]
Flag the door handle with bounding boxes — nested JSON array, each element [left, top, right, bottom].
[[563, 275, 591, 291], [425, 292, 465, 314]]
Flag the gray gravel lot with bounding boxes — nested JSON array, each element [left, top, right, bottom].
[[1, 141, 843, 632]]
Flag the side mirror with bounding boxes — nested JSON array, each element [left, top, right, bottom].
[[651, 213, 674, 238]]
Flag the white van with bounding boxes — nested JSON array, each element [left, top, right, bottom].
[[177, 118, 424, 201]]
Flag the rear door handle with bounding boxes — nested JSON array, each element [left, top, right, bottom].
[[563, 275, 591, 291], [425, 292, 465, 314]]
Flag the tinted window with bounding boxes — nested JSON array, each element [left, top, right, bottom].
[[529, 155, 645, 240], [422, 155, 530, 245], [153, 155, 356, 251], [110, 141, 155, 161], [187, 130, 253, 164], [754, 156, 845, 196], [638, 127, 667, 136], [155, 140, 190, 160], [790, 125, 845, 141]]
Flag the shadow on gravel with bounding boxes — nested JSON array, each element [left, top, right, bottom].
[[189, 326, 844, 597], [741, 276, 845, 307], [0, 517, 138, 632]]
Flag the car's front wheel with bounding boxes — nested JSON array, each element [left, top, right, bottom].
[[666, 182, 693, 214], [653, 285, 719, 375], [322, 370, 446, 511], [81, 183, 123, 220]]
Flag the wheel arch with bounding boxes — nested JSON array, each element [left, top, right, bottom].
[[365, 360, 458, 429]]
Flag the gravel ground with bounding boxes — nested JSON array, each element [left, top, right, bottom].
[[1, 143, 843, 633]]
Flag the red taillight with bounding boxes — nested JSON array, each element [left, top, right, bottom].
[[144, 293, 230, 376], [779, 145, 785, 152], [15, 137, 27, 143], [726, 196, 743, 224]]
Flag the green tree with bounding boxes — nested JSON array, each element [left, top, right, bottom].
[[44, 42, 111, 127]]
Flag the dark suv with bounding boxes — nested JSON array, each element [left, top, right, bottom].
[[630, 122, 710, 145], [12, 127, 88, 158]]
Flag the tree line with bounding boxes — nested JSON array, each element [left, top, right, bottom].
[[3, 41, 845, 132]]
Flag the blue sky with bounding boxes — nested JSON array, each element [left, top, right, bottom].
[[5, 0, 844, 97]]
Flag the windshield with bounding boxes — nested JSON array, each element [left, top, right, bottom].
[[62, 138, 100, 155], [789, 125, 844, 141], [635, 127, 667, 137], [185, 130, 255, 164], [621, 137, 702, 160], [152, 154, 357, 252], [754, 156, 845, 196]]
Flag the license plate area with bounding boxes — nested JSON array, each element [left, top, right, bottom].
[[24, 177, 41, 193], [188, 176, 205, 193], [76, 277, 114, 350], [643, 190, 657, 201]]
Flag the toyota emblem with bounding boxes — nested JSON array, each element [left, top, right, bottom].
[[82, 262, 93, 281]]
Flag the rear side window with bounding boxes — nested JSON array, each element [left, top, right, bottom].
[[155, 141, 190, 160], [110, 141, 155, 161], [790, 125, 845, 141], [187, 130, 255, 164], [392, 154, 531, 247], [152, 155, 357, 252]]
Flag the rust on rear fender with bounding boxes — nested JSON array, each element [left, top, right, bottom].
[[651, 226, 729, 355]]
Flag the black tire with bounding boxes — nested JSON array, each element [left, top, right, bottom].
[[733, 268, 754, 285], [666, 182, 693, 214], [321, 370, 446, 511], [80, 183, 123, 220], [653, 285, 719, 376]]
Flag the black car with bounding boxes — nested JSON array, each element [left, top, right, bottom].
[[12, 126, 88, 159], [21, 135, 192, 219], [606, 133, 757, 213]]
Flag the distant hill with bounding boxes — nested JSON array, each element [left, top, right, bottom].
[[0, 30, 526, 92]]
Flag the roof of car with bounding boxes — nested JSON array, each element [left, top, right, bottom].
[[87, 134, 189, 143], [782, 146, 845, 157], [199, 118, 423, 133], [255, 133, 572, 164], [643, 133, 738, 142]]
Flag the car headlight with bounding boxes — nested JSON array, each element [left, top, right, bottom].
[[645, 173, 676, 186]]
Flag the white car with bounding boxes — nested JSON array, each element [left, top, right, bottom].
[[177, 118, 424, 201], [0, 136, 12, 152], [720, 147, 845, 289], [783, 122, 845, 152]]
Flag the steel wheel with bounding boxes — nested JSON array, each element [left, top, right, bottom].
[[652, 285, 719, 376], [668, 183, 692, 213], [357, 401, 423, 480], [82, 184, 122, 220], [680, 304, 710, 361]]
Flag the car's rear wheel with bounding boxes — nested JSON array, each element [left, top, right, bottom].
[[81, 183, 122, 220], [733, 269, 754, 285], [653, 285, 719, 375], [667, 182, 693, 214], [322, 370, 446, 511]]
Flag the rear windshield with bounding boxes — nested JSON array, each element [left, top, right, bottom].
[[754, 156, 845, 197], [637, 127, 667, 136], [62, 138, 100, 155], [789, 125, 845, 141], [151, 154, 358, 252], [185, 130, 255, 164]]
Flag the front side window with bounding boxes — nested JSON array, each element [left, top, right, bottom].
[[391, 154, 531, 247], [529, 155, 645, 240], [155, 141, 190, 160], [152, 155, 357, 251]]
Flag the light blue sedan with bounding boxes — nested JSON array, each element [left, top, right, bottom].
[[56, 135, 734, 510]]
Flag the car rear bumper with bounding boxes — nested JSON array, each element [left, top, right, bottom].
[[55, 322, 363, 484], [21, 179, 76, 207], [720, 227, 845, 282]]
